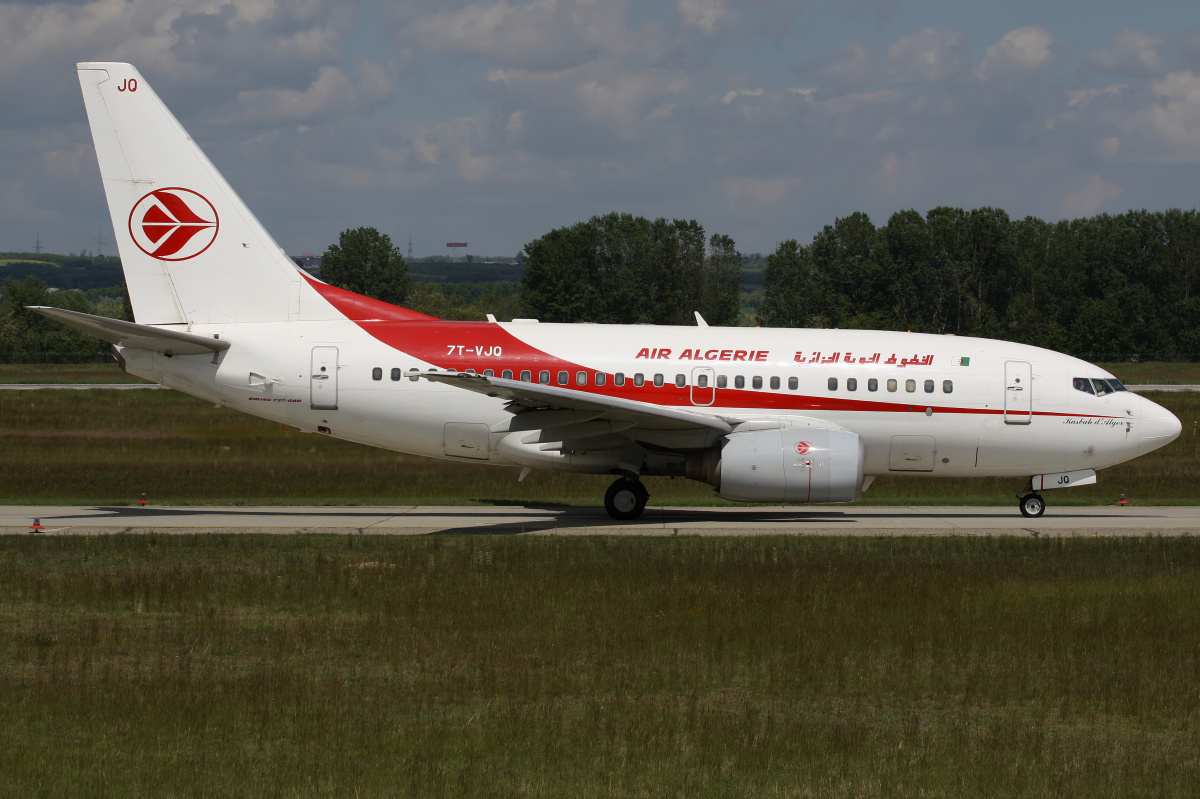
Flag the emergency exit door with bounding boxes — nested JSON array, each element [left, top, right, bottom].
[[1004, 360, 1032, 424], [310, 346, 339, 410], [691, 367, 715, 406]]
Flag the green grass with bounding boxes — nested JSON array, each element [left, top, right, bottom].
[[1097, 362, 1200, 384], [2, 389, 1198, 506], [0, 534, 1197, 797], [0, 363, 148, 384]]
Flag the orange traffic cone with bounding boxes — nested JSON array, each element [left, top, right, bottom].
[[29, 518, 44, 533], [138, 493, 149, 506], [1117, 493, 1130, 506]]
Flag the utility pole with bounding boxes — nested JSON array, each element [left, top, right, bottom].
[[34, 233, 42, 254], [95, 227, 107, 259], [408, 234, 413, 262]]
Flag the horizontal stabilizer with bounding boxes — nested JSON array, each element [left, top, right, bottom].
[[28, 306, 231, 356]]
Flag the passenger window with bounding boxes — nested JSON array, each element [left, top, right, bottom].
[[868, 378, 878, 392], [595, 373, 606, 386], [539, 370, 550, 384], [770, 376, 780, 390], [828, 377, 838, 391], [697, 374, 708, 388], [905, 379, 916, 393], [502, 369, 513, 379], [372, 367, 382, 381], [520, 370, 531, 382], [847, 378, 857, 392], [576, 371, 587, 386], [887, 379, 897, 392], [675, 374, 686, 388], [484, 369, 493, 378], [924, 379, 934, 393], [653, 374, 664, 387], [615, 373, 626, 386], [717, 375, 728, 388], [735, 375, 745, 389], [390, 368, 401, 381], [409, 367, 420, 382], [788, 377, 798, 390], [634, 373, 645, 387], [555, 371, 567, 385], [752, 376, 762, 389], [466, 369, 477, 375], [943, 380, 953, 393]]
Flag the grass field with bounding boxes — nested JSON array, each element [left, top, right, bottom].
[[1, 388, 1198, 507], [0, 534, 1197, 797], [0, 363, 148, 384]]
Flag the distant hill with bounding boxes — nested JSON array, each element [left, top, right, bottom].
[[0, 253, 124, 291]]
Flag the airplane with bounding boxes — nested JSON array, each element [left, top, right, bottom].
[[34, 62, 1183, 521]]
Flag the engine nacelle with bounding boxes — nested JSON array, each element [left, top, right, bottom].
[[716, 428, 865, 503]]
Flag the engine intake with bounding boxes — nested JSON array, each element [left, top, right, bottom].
[[715, 428, 865, 503]]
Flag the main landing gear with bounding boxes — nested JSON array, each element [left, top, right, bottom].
[[604, 477, 649, 521], [1018, 491, 1046, 518]]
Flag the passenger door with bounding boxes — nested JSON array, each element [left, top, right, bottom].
[[1004, 360, 1032, 424], [310, 346, 339, 410]]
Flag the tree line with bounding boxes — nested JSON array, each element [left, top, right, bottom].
[[3, 209, 1197, 362], [758, 208, 1200, 361]]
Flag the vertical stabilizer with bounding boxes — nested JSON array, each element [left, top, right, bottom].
[[77, 63, 299, 325]]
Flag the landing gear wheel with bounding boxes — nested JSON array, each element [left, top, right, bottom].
[[1019, 493, 1046, 518], [604, 478, 649, 521]]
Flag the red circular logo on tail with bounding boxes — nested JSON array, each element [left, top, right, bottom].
[[128, 188, 219, 261], [795, 441, 812, 455]]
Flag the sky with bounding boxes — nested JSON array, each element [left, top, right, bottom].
[[3, 0, 1200, 259]]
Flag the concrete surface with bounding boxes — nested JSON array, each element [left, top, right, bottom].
[[4, 504, 1199, 536]]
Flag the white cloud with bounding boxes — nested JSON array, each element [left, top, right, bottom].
[[1061, 175, 1122, 218], [887, 28, 969, 83], [974, 26, 1057, 81], [677, 0, 736, 35], [1086, 29, 1167, 76]]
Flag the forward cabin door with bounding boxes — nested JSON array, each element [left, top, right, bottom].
[[691, 366, 715, 406], [310, 346, 339, 410], [1004, 360, 1032, 424]]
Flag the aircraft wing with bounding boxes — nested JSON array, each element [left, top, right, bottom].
[[28, 306, 231, 356], [421, 371, 736, 433]]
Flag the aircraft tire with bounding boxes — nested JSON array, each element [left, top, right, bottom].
[[605, 478, 649, 521], [1019, 493, 1046, 518]]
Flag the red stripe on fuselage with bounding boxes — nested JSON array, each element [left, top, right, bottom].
[[309, 281, 1121, 421]]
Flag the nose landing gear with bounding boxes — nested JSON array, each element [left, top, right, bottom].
[[604, 477, 649, 521]]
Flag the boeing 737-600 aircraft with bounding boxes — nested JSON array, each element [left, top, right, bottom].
[[34, 63, 1183, 520]]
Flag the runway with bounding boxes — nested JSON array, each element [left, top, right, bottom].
[[4, 504, 1199, 536]]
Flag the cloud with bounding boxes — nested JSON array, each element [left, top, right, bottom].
[[1086, 29, 1167, 77], [1061, 175, 1122, 218], [677, 0, 736, 35], [887, 28, 969, 83], [974, 26, 1057, 81]]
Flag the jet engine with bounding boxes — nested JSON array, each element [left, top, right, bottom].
[[691, 428, 865, 503]]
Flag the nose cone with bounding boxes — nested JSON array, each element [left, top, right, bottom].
[[1140, 396, 1182, 455]]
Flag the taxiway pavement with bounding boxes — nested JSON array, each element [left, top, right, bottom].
[[3, 505, 1198, 536]]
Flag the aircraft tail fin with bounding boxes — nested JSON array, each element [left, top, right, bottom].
[[77, 62, 300, 325]]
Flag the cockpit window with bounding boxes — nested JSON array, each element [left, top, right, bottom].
[[1091, 378, 1114, 397], [1073, 377, 1095, 395], [1108, 379, 1128, 392]]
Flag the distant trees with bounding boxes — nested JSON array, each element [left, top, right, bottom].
[[0, 276, 129, 362], [759, 207, 1200, 360], [520, 212, 743, 326], [319, 228, 409, 305]]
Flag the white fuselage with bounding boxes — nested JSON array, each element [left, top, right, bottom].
[[118, 316, 1181, 482]]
